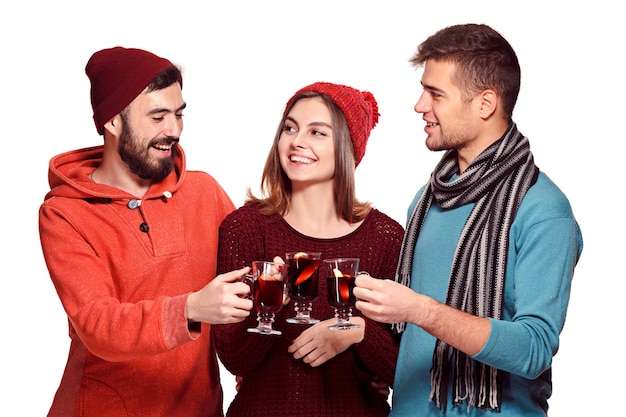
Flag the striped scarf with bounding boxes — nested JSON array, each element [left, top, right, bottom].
[[392, 123, 538, 412]]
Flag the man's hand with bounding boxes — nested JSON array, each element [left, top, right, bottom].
[[186, 267, 253, 325], [353, 274, 417, 324], [354, 273, 490, 356]]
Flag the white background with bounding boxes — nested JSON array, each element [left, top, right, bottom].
[[1, 1, 622, 415]]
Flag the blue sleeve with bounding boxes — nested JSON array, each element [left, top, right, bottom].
[[473, 174, 583, 379]]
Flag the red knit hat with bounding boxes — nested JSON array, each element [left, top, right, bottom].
[[85, 46, 182, 135], [285, 82, 380, 166]]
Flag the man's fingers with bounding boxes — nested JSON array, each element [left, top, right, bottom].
[[353, 285, 376, 303], [217, 266, 251, 283], [355, 273, 378, 289]]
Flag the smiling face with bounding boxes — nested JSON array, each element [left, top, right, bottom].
[[414, 59, 481, 154], [278, 96, 336, 187], [118, 82, 186, 182]]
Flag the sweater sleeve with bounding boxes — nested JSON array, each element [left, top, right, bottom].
[[39, 203, 194, 361], [473, 216, 582, 378], [213, 205, 281, 376], [350, 211, 404, 387], [472, 176, 583, 378], [39, 171, 233, 362]]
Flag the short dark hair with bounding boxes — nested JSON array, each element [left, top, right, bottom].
[[148, 65, 182, 92], [410, 23, 521, 120]]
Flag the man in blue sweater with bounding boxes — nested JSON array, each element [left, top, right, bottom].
[[354, 23, 583, 416]]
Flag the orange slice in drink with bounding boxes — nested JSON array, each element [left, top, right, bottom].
[[338, 280, 351, 302], [294, 261, 318, 286], [260, 273, 281, 281], [332, 268, 350, 301]]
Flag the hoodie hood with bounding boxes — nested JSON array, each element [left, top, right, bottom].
[[44, 145, 186, 201]]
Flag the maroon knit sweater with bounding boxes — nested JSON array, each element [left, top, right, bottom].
[[214, 203, 404, 417]]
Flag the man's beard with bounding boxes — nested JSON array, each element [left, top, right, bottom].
[[118, 121, 178, 183]]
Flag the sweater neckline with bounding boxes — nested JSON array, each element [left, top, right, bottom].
[[277, 209, 375, 242]]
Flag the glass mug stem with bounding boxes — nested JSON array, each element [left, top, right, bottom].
[[287, 300, 320, 324], [248, 311, 281, 335], [330, 307, 361, 330]]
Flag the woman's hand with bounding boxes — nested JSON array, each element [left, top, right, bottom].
[[287, 317, 365, 367]]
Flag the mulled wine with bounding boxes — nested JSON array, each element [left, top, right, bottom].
[[285, 251, 322, 324]]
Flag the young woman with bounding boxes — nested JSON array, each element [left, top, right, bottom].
[[213, 82, 404, 417]]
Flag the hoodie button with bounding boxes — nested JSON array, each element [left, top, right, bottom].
[[127, 199, 140, 209], [163, 191, 172, 199]]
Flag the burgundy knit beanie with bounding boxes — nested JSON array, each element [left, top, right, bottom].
[[85, 46, 181, 135], [285, 82, 380, 166]]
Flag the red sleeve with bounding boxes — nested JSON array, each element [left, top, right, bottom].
[[351, 210, 404, 386], [213, 205, 279, 376]]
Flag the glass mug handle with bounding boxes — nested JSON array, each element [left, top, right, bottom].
[[240, 273, 255, 300]]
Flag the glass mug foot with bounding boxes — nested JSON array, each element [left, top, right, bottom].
[[248, 312, 282, 336]]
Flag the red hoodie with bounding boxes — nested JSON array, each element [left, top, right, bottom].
[[39, 145, 235, 417]]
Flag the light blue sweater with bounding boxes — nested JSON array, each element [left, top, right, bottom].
[[390, 172, 583, 417]]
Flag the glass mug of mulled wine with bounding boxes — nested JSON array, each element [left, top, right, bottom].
[[245, 261, 286, 336], [324, 258, 363, 330], [285, 251, 322, 324]]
